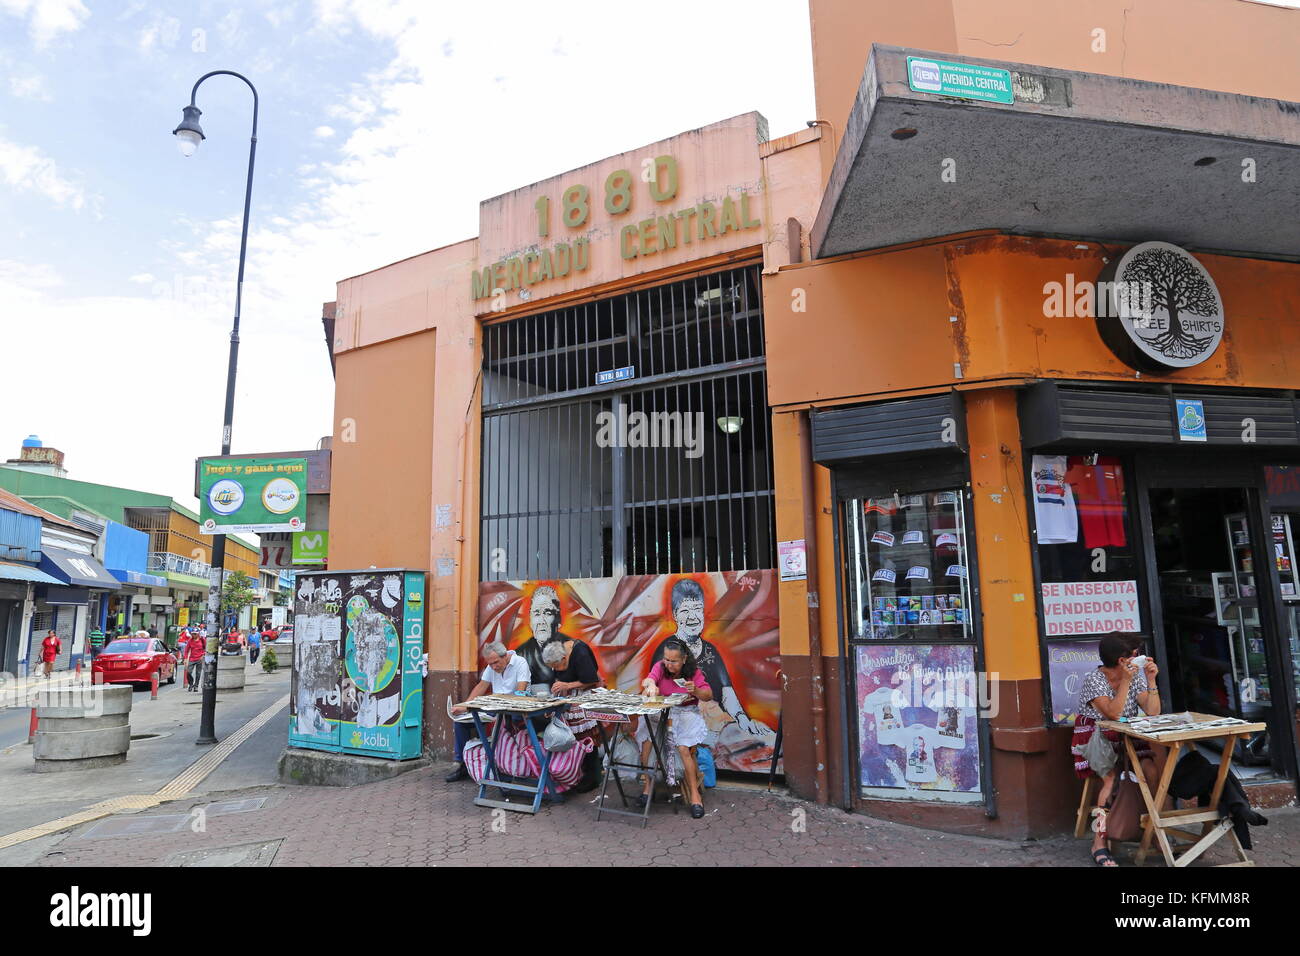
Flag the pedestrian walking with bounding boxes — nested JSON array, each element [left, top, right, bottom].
[[185, 627, 207, 691], [40, 629, 62, 678], [247, 627, 261, 665], [88, 626, 106, 659]]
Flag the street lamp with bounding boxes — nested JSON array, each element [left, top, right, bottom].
[[173, 70, 259, 747]]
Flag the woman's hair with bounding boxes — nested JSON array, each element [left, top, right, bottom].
[[659, 638, 698, 679], [541, 639, 570, 667], [1098, 632, 1134, 667]]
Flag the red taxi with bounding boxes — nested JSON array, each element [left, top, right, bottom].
[[92, 637, 177, 688]]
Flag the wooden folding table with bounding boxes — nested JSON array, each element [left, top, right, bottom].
[[1098, 713, 1266, 868]]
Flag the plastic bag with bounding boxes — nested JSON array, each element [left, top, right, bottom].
[[697, 745, 717, 788], [543, 713, 576, 752]]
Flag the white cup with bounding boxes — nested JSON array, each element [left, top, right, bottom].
[[1131, 655, 1148, 670]]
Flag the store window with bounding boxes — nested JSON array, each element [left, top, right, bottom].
[[840, 478, 983, 802], [844, 491, 974, 641], [1030, 454, 1143, 725]]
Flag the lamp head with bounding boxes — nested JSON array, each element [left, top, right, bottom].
[[173, 105, 205, 157]]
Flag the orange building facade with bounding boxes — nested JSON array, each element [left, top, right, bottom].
[[324, 0, 1300, 836]]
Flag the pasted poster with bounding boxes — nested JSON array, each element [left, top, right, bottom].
[[478, 571, 780, 773], [855, 644, 980, 793], [1046, 639, 1101, 725]]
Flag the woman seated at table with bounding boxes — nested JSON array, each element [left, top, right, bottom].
[[1073, 633, 1165, 867], [541, 637, 602, 696], [634, 638, 712, 819], [541, 637, 605, 791]]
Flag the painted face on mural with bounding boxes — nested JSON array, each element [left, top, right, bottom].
[[673, 598, 705, 641], [530, 594, 561, 644]]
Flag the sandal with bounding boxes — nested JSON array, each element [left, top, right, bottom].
[[690, 803, 705, 819], [1092, 847, 1118, 867]]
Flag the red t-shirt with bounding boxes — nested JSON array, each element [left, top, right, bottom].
[[187, 637, 208, 662]]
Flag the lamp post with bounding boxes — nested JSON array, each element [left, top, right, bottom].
[[173, 70, 259, 746]]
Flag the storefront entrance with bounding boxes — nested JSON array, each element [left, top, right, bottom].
[[1148, 486, 1286, 779]]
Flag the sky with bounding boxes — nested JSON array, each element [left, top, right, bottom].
[[0, 0, 816, 514]]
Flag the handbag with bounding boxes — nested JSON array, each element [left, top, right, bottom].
[[1105, 751, 1146, 843], [542, 713, 577, 752]]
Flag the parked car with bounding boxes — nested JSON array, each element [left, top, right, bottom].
[[92, 637, 177, 688]]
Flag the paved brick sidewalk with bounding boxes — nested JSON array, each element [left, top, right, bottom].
[[22, 762, 1300, 867]]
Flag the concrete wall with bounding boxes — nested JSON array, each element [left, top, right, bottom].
[[809, 0, 1300, 182]]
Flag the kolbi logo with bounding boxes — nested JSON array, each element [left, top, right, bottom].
[[208, 479, 244, 516]]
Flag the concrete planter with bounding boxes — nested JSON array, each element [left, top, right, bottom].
[[33, 684, 132, 772], [216, 653, 246, 692]]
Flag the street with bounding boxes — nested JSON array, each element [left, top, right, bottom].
[[1, 657, 1296, 868]]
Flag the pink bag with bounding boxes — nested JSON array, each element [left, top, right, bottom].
[[463, 724, 594, 792]]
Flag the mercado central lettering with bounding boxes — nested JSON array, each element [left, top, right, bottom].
[[471, 155, 761, 301]]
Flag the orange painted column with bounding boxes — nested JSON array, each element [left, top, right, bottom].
[[965, 387, 1041, 682]]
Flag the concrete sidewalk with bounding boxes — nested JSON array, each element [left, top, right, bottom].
[[8, 756, 1298, 867], [0, 660, 290, 845]]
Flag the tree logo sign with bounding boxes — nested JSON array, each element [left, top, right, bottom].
[[1096, 241, 1224, 371]]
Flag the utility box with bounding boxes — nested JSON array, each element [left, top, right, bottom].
[[289, 568, 425, 759]]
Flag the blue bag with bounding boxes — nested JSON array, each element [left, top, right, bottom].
[[697, 745, 717, 788]]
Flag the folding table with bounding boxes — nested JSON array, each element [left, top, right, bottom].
[[1098, 713, 1267, 867], [460, 697, 572, 815], [583, 699, 682, 827]]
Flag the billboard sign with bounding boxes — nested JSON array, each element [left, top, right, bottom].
[[199, 457, 307, 534]]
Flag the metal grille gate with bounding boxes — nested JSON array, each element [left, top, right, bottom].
[[481, 264, 774, 581]]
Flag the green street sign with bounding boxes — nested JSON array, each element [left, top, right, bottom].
[[906, 56, 1014, 105], [199, 457, 307, 534], [292, 530, 329, 564]]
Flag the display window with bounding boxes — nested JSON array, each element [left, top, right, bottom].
[[843, 490, 974, 642], [839, 478, 984, 802], [1030, 454, 1145, 725]]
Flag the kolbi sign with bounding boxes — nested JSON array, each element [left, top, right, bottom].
[[200, 457, 307, 534]]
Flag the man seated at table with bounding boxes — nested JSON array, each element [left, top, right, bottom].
[[445, 641, 531, 782]]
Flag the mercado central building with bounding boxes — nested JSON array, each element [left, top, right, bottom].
[[321, 0, 1300, 837]]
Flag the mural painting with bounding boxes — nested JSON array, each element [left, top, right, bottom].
[[478, 570, 780, 773]]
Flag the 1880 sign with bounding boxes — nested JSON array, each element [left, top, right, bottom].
[[1095, 241, 1225, 372]]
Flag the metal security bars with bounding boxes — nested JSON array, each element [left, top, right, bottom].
[[481, 265, 774, 581]]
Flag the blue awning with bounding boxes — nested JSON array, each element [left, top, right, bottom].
[[108, 568, 169, 588], [39, 548, 121, 589], [0, 561, 62, 586]]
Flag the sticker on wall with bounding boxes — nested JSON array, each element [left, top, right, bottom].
[[1175, 398, 1208, 442], [871, 531, 896, 547], [777, 539, 807, 581]]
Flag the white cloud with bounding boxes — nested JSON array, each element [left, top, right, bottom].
[[8, 73, 52, 101], [0, 136, 90, 211], [0, 258, 61, 289], [313, 125, 335, 139], [0, 0, 90, 47], [128, 272, 156, 284]]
